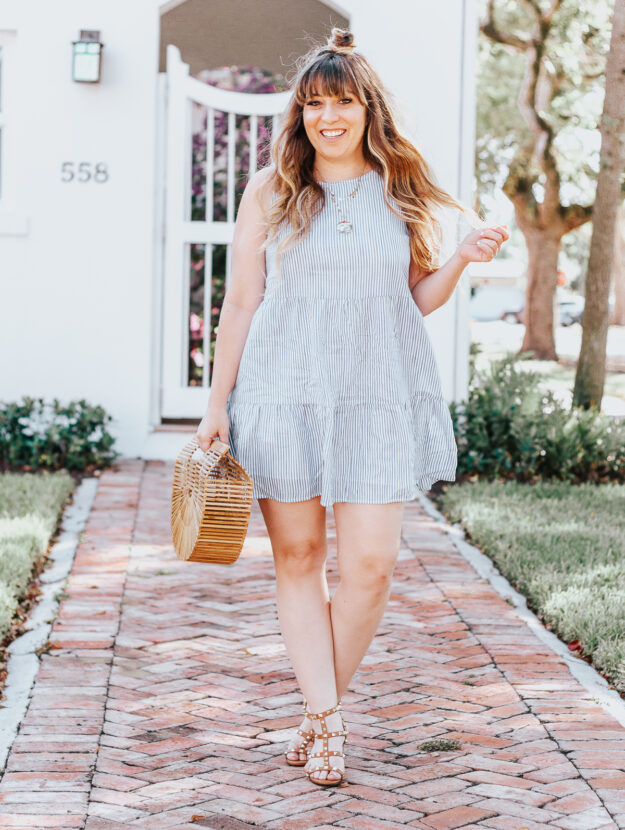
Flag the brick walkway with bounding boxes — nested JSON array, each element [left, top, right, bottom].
[[1, 459, 624, 829]]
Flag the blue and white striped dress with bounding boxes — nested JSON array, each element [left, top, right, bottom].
[[226, 168, 457, 507]]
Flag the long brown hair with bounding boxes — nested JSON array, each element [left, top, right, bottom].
[[258, 27, 483, 279]]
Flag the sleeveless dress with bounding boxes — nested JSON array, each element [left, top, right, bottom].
[[225, 168, 458, 507]]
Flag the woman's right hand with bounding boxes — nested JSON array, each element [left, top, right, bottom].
[[196, 406, 230, 453]]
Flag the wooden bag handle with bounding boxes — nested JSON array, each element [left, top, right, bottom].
[[179, 436, 231, 482], [184, 435, 230, 457], [206, 438, 230, 457]]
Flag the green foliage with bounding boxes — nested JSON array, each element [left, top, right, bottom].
[[0, 470, 75, 642], [439, 479, 625, 693], [476, 0, 613, 211], [0, 397, 118, 472], [476, 37, 529, 195], [0, 541, 38, 596], [450, 350, 625, 482], [418, 738, 462, 753]]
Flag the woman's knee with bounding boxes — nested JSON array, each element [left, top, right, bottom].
[[258, 496, 327, 577], [339, 550, 397, 596], [273, 537, 327, 577], [333, 502, 403, 597]]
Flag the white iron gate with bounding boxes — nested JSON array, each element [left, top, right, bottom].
[[159, 44, 290, 418]]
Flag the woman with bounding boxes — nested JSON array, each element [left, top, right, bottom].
[[196, 28, 508, 787]]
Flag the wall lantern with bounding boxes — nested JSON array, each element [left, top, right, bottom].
[[72, 30, 103, 83]]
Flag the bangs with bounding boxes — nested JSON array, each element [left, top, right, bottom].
[[297, 56, 366, 105]]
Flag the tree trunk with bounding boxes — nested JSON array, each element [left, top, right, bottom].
[[519, 230, 561, 360], [573, 0, 625, 408], [612, 200, 625, 325]]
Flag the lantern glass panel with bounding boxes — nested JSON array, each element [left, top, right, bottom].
[[73, 44, 100, 82]]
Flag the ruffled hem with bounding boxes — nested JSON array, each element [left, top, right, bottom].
[[246, 470, 457, 507], [226, 394, 457, 508]]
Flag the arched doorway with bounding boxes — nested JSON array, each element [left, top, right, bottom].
[[158, 0, 349, 75]]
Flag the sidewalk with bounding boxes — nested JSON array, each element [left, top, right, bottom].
[[1, 458, 624, 829]]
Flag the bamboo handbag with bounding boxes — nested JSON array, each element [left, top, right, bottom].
[[170, 436, 253, 565]]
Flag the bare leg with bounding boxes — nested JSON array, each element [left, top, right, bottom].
[[330, 501, 405, 698], [295, 500, 403, 780], [304, 500, 405, 781], [258, 497, 405, 783], [257, 496, 339, 765]]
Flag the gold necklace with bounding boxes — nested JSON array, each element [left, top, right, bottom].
[[315, 166, 368, 234]]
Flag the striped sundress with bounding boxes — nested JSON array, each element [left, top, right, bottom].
[[225, 168, 458, 507]]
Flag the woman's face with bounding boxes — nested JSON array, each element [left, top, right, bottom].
[[301, 86, 368, 165]]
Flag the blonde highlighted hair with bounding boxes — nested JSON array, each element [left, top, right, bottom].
[[258, 27, 483, 279]]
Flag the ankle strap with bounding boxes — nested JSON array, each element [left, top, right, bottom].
[[306, 700, 342, 720]]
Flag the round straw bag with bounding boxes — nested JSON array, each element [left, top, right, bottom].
[[170, 436, 253, 565]]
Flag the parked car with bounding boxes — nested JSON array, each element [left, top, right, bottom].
[[470, 286, 525, 322], [558, 295, 584, 326], [471, 286, 599, 328], [499, 292, 587, 326], [500, 306, 525, 325]]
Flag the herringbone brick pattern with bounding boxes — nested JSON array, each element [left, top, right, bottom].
[[0, 459, 624, 829]]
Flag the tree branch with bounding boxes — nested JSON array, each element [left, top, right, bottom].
[[507, 1, 564, 222], [519, 0, 563, 24], [583, 68, 606, 81], [480, 0, 532, 50], [519, 0, 543, 20], [562, 202, 594, 233]]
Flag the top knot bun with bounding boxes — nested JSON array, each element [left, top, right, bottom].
[[328, 27, 356, 52]]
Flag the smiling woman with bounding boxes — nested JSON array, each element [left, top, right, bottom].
[[259, 28, 488, 282], [303, 90, 366, 163], [195, 26, 508, 790]]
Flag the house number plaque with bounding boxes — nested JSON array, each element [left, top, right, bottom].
[[61, 162, 109, 183]]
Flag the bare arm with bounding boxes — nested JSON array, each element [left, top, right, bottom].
[[196, 168, 272, 447], [409, 251, 468, 316], [409, 225, 509, 316]]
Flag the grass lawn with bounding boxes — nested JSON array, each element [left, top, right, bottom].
[[471, 321, 625, 415], [438, 479, 625, 696], [0, 471, 76, 667]]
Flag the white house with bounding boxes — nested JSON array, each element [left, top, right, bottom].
[[0, 0, 478, 460]]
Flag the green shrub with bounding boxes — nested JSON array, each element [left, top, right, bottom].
[[0, 540, 38, 594], [0, 471, 76, 641], [450, 352, 625, 483], [0, 582, 18, 634], [0, 397, 118, 472]]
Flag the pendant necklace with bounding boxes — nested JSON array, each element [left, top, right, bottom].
[[316, 165, 368, 234]]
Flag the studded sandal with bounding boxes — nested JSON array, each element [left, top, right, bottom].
[[304, 700, 348, 787], [284, 698, 315, 766]]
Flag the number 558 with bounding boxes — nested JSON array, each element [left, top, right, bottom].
[[61, 162, 109, 183]]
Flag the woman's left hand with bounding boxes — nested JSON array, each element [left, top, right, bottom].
[[456, 225, 509, 264]]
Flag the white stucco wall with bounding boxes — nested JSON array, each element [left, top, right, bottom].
[[0, 0, 162, 455], [0, 0, 477, 458]]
